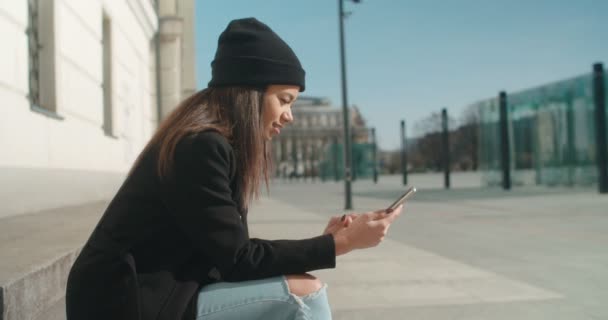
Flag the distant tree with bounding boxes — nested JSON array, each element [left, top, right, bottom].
[[377, 106, 481, 174], [410, 112, 455, 171], [453, 104, 479, 170], [408, 106, 479, 172], [378, 150, 401, 174]]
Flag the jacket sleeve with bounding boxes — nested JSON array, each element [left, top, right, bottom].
[[160, 131, 336, 282]]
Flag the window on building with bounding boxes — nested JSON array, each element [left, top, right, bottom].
[[27, 0, 59, 117], [27, 0, 40, 107], [102, 13, 114, 136], [293, 111, 300, 127]]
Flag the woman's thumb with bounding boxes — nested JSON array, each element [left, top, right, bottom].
[[344, 216, 353, 227]]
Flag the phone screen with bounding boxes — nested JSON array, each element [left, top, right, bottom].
[[386, 187, 416, 212]]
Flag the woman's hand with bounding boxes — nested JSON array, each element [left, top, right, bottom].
[[332, 205, 403, 256], [323, 213, 359, 235]]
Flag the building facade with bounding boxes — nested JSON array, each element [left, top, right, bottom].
[[0, 0, 194, 173], [475, 67, 608, 187], [271, 96, 370, 179]]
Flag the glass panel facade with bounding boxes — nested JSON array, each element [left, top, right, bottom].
[[476, 73, 601, 187], [319, 142, 374, 181]]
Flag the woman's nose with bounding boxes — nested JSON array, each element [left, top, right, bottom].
[[282, 110, 294, 123]]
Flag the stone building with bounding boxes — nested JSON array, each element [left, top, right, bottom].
[[271, 96, 370, 179], [0, 0, 195, 173]]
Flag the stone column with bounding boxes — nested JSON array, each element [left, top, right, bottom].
[[176, 0, 197, 99], [158, 12, 183, 119], [158, 0, 197, 119]]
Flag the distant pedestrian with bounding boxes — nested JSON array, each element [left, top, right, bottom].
[[65, 17, 403, 320]]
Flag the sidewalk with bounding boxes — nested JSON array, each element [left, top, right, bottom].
[[1, 172, 607, 319], [250, 196, 564, 320], [260, 177, 608, 320]]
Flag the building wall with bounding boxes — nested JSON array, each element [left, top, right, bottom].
[[0, 0, 157, 172], [157, 0, 196, 119], [177, 0, 197, 99]]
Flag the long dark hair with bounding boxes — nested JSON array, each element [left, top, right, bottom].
[[129, 87, 271, 210]]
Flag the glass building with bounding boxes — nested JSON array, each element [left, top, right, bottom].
[[475, 69, 607, 187]]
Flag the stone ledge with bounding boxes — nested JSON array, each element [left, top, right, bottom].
[[0, 201, 108, 320]]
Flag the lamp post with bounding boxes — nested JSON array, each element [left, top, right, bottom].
[[401, 120, 407, 185], [371, 127, 378, 183], [339, 0, 360, 210]]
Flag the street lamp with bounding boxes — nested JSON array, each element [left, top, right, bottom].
[[339, 0, 360, 210]]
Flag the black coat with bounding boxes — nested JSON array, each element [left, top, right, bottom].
[[65, 131, 336, 320]]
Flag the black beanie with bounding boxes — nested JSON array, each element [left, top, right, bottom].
[[208, 18, 306, 92]]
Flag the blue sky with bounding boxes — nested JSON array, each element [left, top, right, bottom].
[[195, 0, 608, 150]]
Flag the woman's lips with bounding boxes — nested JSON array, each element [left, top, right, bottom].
[[272, 123, 282, 135]]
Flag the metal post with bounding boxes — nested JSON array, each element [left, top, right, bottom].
[[302, 139, 308, 182], [441, 109, 451, 189], [280, 138, 286, 180], [333, 135, 339, 181], [312, 142, 317, 183], [371, 127, 378, 183], [285, 139, 290, 181], [499, 92, 512, 190], [593, 63, 608, 193], [566, 93, 575, 187], [352, 130, 357, 182], [339, 0, 353, 209], [533, 112, 542, 185], [400, 120, 407, 185], [291, 137, 298, 182]]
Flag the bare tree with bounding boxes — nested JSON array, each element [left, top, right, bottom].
[[408, 106, 479, 172], [453, 104, 480, 170], [410, 112, 456, 172]]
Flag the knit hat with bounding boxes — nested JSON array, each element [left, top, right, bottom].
[[208, 18, 306, 92]]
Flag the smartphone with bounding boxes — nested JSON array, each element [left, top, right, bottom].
[[386, 187, 416, 213]]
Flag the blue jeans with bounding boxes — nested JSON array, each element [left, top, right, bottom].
[[196, 275, 332, 320]]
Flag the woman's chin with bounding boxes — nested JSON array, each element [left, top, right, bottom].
[[265, 130, 277, 140]]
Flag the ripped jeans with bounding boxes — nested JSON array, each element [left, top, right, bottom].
[[196, 275, 332, 320]]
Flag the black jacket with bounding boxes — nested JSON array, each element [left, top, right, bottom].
[[65, 131, 336, 320]]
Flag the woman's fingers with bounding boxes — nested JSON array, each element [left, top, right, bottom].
[[371, 205, 403, 221], [334, 215, 344, 222], [384, 205, 404, 222], [344, 215, 353, 227], [368, 210, 390, 221], [326, 217, 339, 227], [333, 207, 401, 235], [348, 213, 361, 220], [342, 213, 359, 226], [324, 215, 346, 235]]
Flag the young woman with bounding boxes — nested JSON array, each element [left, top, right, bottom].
[[65, 17, 403, 320]]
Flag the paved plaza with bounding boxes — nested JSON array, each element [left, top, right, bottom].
[[1, 171, 606, 319], [254, 173, 608, 319]]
